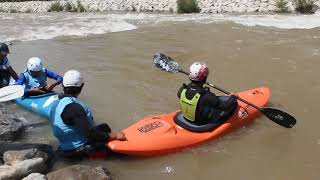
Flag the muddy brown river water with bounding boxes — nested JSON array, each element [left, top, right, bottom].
[[1, 12, 320, 179]]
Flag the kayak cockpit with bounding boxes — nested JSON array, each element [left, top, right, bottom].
[[174, 96, 237, 132]]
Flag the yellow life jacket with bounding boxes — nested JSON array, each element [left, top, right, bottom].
[[179, 88, 201, 121]]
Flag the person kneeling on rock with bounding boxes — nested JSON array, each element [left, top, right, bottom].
[[50, 70, 127, 159]]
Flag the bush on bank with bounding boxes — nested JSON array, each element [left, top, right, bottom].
[[77, 0, 85, 12], [177, 0, 200, 13], [48, 1, 86, 12], [48, 2, 63, 12], [295, 0, 317, 13], [275, 0, 290, 13]]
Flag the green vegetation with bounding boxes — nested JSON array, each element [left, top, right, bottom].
[[24, 8, 32, 13], [295, 0, 316, 13], [48, 1, 86, 13], [77, 0, 85, 12], [48, 2, 63, 12], [9, 8, 18, 13], [275, 0, 289, 13], [64, 2, 73, 12], [177, 0, 200, 13]]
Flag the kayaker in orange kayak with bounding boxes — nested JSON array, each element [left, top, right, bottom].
[[177, 62, 237, 126], [50, 70, 127, 159]]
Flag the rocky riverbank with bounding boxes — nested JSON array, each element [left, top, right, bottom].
[[0, 0, 319, 13], [0, 104, 111, 180]]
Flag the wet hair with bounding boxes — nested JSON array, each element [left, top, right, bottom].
[[63, 84, 84, 96]]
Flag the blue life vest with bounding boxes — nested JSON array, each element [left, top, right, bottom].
[[0, 57, 8, 70], [50, 96, 94, 151], [22, 68, 47, 89]]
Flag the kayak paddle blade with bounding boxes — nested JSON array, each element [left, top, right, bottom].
[[0, 85, 24, 102], [153, 52, 181, 73], [261, 107, 296, 128]]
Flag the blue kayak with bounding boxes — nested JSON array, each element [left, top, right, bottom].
[[15, 92, 59, 118]]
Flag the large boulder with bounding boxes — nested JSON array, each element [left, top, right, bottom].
[[22, 173, 47, 180], [0, 144, 53, 180], [0, 158, 46, 180], [47, 165, 111, 180], [0, 116, 24, 142], [0, 143, 53, 156], [3, 148, 52, 166]]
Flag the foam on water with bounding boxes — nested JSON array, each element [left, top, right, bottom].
[[105, 13, 320, 29], [1, 13, 320, 42], [0, 13, 137, 42]]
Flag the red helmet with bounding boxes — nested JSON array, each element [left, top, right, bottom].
[[189, 62, 209, 82]]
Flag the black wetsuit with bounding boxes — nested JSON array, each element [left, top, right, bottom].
[[177, 83, 236, 125]]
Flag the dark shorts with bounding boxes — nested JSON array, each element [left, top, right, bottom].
[[0, 69, 10, 88]]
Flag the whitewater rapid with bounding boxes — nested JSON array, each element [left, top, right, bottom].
[[1, 13, 320, 42]]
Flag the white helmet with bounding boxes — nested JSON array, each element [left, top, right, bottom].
[[189, 62, 209, 82], [27, 57, 43, 72], [63, 70, 83, 87]]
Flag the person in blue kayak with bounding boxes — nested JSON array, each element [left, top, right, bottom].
[[177, 62, 237, 127], [0, 43, 19, 87], [15, 57, 63, 96], [50, 70, 127, 159]]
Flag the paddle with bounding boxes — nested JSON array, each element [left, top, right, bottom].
[[0, 85, 24, 102], [153, 52, 297, 128]]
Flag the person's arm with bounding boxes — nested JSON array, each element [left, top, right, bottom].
[[44, 69, 63, 91], [3, 59, 18, 81], [89, 125, 127, 142], [15, 73, 46, 96], [15, 73, 26, 86], [177, 86, 183, 98], [61, 103, 91, 138], [216, 95, 237, 110], [108, 131, 127, 141], [6, 67, 18, 81], [61, 103, 127, 142], [204, 92, 219, 106]]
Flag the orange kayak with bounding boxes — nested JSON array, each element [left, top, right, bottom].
[[108, 87, 270, 156]]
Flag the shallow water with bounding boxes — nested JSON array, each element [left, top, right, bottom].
[[1, 12, 320, 179]]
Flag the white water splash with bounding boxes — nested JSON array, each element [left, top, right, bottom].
[[1, 13, 320, 42], [0, 13, 137, 42], [106, 13, 320, 29], [161, 166, 175, 174]]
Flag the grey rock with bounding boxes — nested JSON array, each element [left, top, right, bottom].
[[0, 116, 24, 142], [0, 143, 53, 156], [247, 5, 259, 12], [3, 148, 52, 165], [22, 173, 47, 180], [0, 164, 12, 180], [0, 158, 46, 180], [268, 4, 277, 10], [236, 4, 247, 12], [47, 165, 111, 180]]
